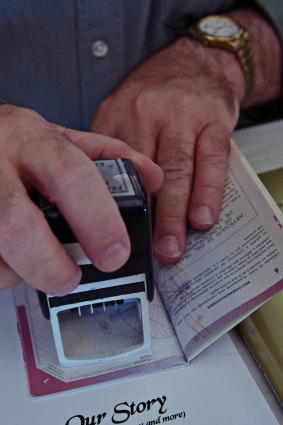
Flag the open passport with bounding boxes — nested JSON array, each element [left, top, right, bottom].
[[13, 139, 283, 397]]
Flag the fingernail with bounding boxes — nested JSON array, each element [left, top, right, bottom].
[[97, 243, 130, 272], [193, 205, 213, 225], [155, 235, 181, 258], [52, 269, 82, 297]]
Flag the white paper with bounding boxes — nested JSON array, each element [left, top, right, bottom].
[[233, 119, 283, 174], [0, 288, 279, 425]]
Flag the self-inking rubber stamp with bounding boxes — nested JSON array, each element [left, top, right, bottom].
[[33, 159, 153, 367]]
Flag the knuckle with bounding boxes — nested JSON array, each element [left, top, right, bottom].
[[163, 165, 193, 184], [159, 143, 194, 183], [198, 128, 230, 167], [0, 206, 41, 254], [0, 103, 17, 117], [0, 206, 25, 246], [0, 106, 49, 156], [210, 132, 230, 155], [0, 176, 46, 251], [44, 131, 70, 154], [133, 89, 156, 118], [17, 106, 41, 121], [198, 148, 228, 169], [8, 106, 43, 128]]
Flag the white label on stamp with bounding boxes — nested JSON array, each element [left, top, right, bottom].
[[95, 159, 135, 197]]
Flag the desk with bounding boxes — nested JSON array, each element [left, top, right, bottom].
[[231, 329, 283, 424]]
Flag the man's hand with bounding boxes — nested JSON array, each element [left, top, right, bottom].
[[0, 105, 163, 295], [91, 8, 281, 264], [91, 38, 242, 263]]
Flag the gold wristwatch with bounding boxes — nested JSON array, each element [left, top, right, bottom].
[[186, 15, 254, 102]]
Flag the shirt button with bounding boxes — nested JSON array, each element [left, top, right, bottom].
[[91, 40, 109, 58]]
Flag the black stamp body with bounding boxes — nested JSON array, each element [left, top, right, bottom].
[[34, 159, 153, 367]]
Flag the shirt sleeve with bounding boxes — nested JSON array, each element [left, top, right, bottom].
[[253, 0, 283, 43]]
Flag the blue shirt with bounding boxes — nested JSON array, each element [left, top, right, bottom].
[[0, 0, 281, 130]]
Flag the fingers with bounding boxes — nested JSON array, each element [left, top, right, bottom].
[[53, 125, 163, 194], [92, 103, 230, 265], [153, 122, 230, 263], [91, 99, 231, 265], [0, 168, 82, 294], [0, 106, 162, 295], [153, 125, 195, 263], [19, 126, 132, 276], [189, 122, 230, 229]]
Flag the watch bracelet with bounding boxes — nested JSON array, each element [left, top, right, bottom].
[[237, 37, 255, 103], [184, 24, 255, 104]]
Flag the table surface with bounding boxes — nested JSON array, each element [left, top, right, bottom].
[[230, 329, 283, 424]]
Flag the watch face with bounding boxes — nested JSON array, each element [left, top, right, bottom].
[[199, 16, 240, 38]]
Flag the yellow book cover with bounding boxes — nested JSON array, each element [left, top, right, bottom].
[[239, 167, 283, 406]]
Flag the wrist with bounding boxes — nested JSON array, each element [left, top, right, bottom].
[[226, 8, 282, 107], [176, 36, 246, 104]]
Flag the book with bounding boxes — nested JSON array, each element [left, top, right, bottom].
[[13, 138, 283, 398], [0, 288, 280, 425], [238, 166, 283, 407]]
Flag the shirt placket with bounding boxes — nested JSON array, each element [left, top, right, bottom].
[[77, 0, 124, 130]]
